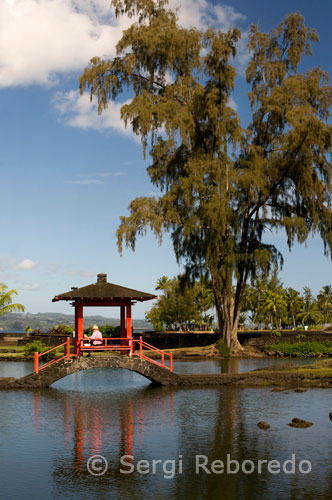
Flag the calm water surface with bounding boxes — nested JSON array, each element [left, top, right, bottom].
[[0, 359, 331, 500]]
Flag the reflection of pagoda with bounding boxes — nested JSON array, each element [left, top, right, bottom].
[[33, 387, 174, 479]]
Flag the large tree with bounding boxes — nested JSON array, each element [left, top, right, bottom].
[[80, 0, 332, 351]]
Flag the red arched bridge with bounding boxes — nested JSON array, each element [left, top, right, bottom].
[[29, 336, 175, 386]]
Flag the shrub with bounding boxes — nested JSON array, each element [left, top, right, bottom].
[[216, 339, 231, 358], [49, 324, 73, 336], [24, 341, 56, 360], [263, 341, 332, 357], [83, 325, 120, 337], [270, 330, 282, 337]]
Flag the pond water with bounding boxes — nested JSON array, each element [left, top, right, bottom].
[[0, 360, 34, 378], [0, 359, 331, 500]]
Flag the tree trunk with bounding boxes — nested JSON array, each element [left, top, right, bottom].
[[211, 271, 243, 353]]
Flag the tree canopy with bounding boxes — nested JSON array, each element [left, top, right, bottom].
[[146, 275, 214, 331], [242, 277, 332, 330], [80, 0, 332, 351]]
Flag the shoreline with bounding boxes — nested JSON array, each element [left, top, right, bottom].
[[1, 359, 332, 389]]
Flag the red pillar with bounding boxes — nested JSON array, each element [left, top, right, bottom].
[[126, 303, 133, 355], [120, 305, 126, 355], [126, 303, 132, 338], [74, 304, 83, 356]]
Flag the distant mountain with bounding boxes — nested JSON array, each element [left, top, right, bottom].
[[0, 312, 152, 331]]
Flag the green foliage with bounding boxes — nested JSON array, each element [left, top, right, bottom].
[[0, 283, 25, 316], [216, 339, 231, 358], [241, 270, 332, 330], [145, 275, 214, 331], [48, 324, 74, 336], [80, 2, 332, 351], [270, 330, 282, 337], [25, 325, 33, 337], [264, 341, 332, 357], [24, 341, 56, 360], [83, 325, 120, 337]]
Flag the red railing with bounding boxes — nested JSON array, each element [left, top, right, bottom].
[[34, 336, 173, 374], [133, 336, 173, 372], [34, 337, 71, 374], [79, 337, 134, 354]]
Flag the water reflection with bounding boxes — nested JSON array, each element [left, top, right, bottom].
[[174, 357, 316, 374], [1, 365, 332, 500], [0, 360, 34, 378], [31, 372, 175, 480]]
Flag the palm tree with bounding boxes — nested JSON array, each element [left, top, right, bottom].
[[297, 305, 321, 326], [241, 280, 268, 328], [0, 284, 25, 316], [155, 276, 171, 291], [298, 287, 321, 326], [317, 285, 332, 324], [286, 288, 304, 330], [263, 289, 287, 329]]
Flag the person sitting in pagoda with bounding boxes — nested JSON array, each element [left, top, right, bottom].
[[84, 325, 103, 346]]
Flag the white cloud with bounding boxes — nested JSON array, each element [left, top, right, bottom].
[[65, 171, 128, 185], [228, 97, 238, 112], [66, 177, 103, 185], [53, 89, 136, 137], [44, 262, 60, 275], [16, 259, 39, 270], [21, 283, 40, 291], [169, 0, 246, 31], [97, 171, 127, 177], [0, 1, 247, 88], [0, 0, 132, 87]]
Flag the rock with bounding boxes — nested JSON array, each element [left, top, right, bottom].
[[294, 388, 307, 393], [271, 387, 286, 392], [257, 421, 270, 430], [288, 418, 313, 428], [329, 412, 332, 421]]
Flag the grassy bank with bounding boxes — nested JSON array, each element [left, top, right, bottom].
[[263, 341, 332, 357]]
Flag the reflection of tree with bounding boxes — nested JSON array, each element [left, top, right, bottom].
[[220, 358, 240, 375], [169, 387, 242, 499]]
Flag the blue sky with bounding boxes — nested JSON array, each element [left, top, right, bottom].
[[0, 0, 331, 320]]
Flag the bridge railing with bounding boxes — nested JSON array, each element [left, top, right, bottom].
[[34, 337, 71, 374], [134, 336, 173, 372], [79, 337, 133, 353]]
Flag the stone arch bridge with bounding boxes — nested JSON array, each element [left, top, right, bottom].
[[3, 356, 183, 389]]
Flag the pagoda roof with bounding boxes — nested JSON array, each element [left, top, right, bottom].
[[52, 273, 156, 303]]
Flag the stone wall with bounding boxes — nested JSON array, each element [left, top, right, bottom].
[[17, 335, 70, 346], [133, 332, 219, 348]]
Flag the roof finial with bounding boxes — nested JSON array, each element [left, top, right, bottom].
[[97, 273, 107, 283]]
